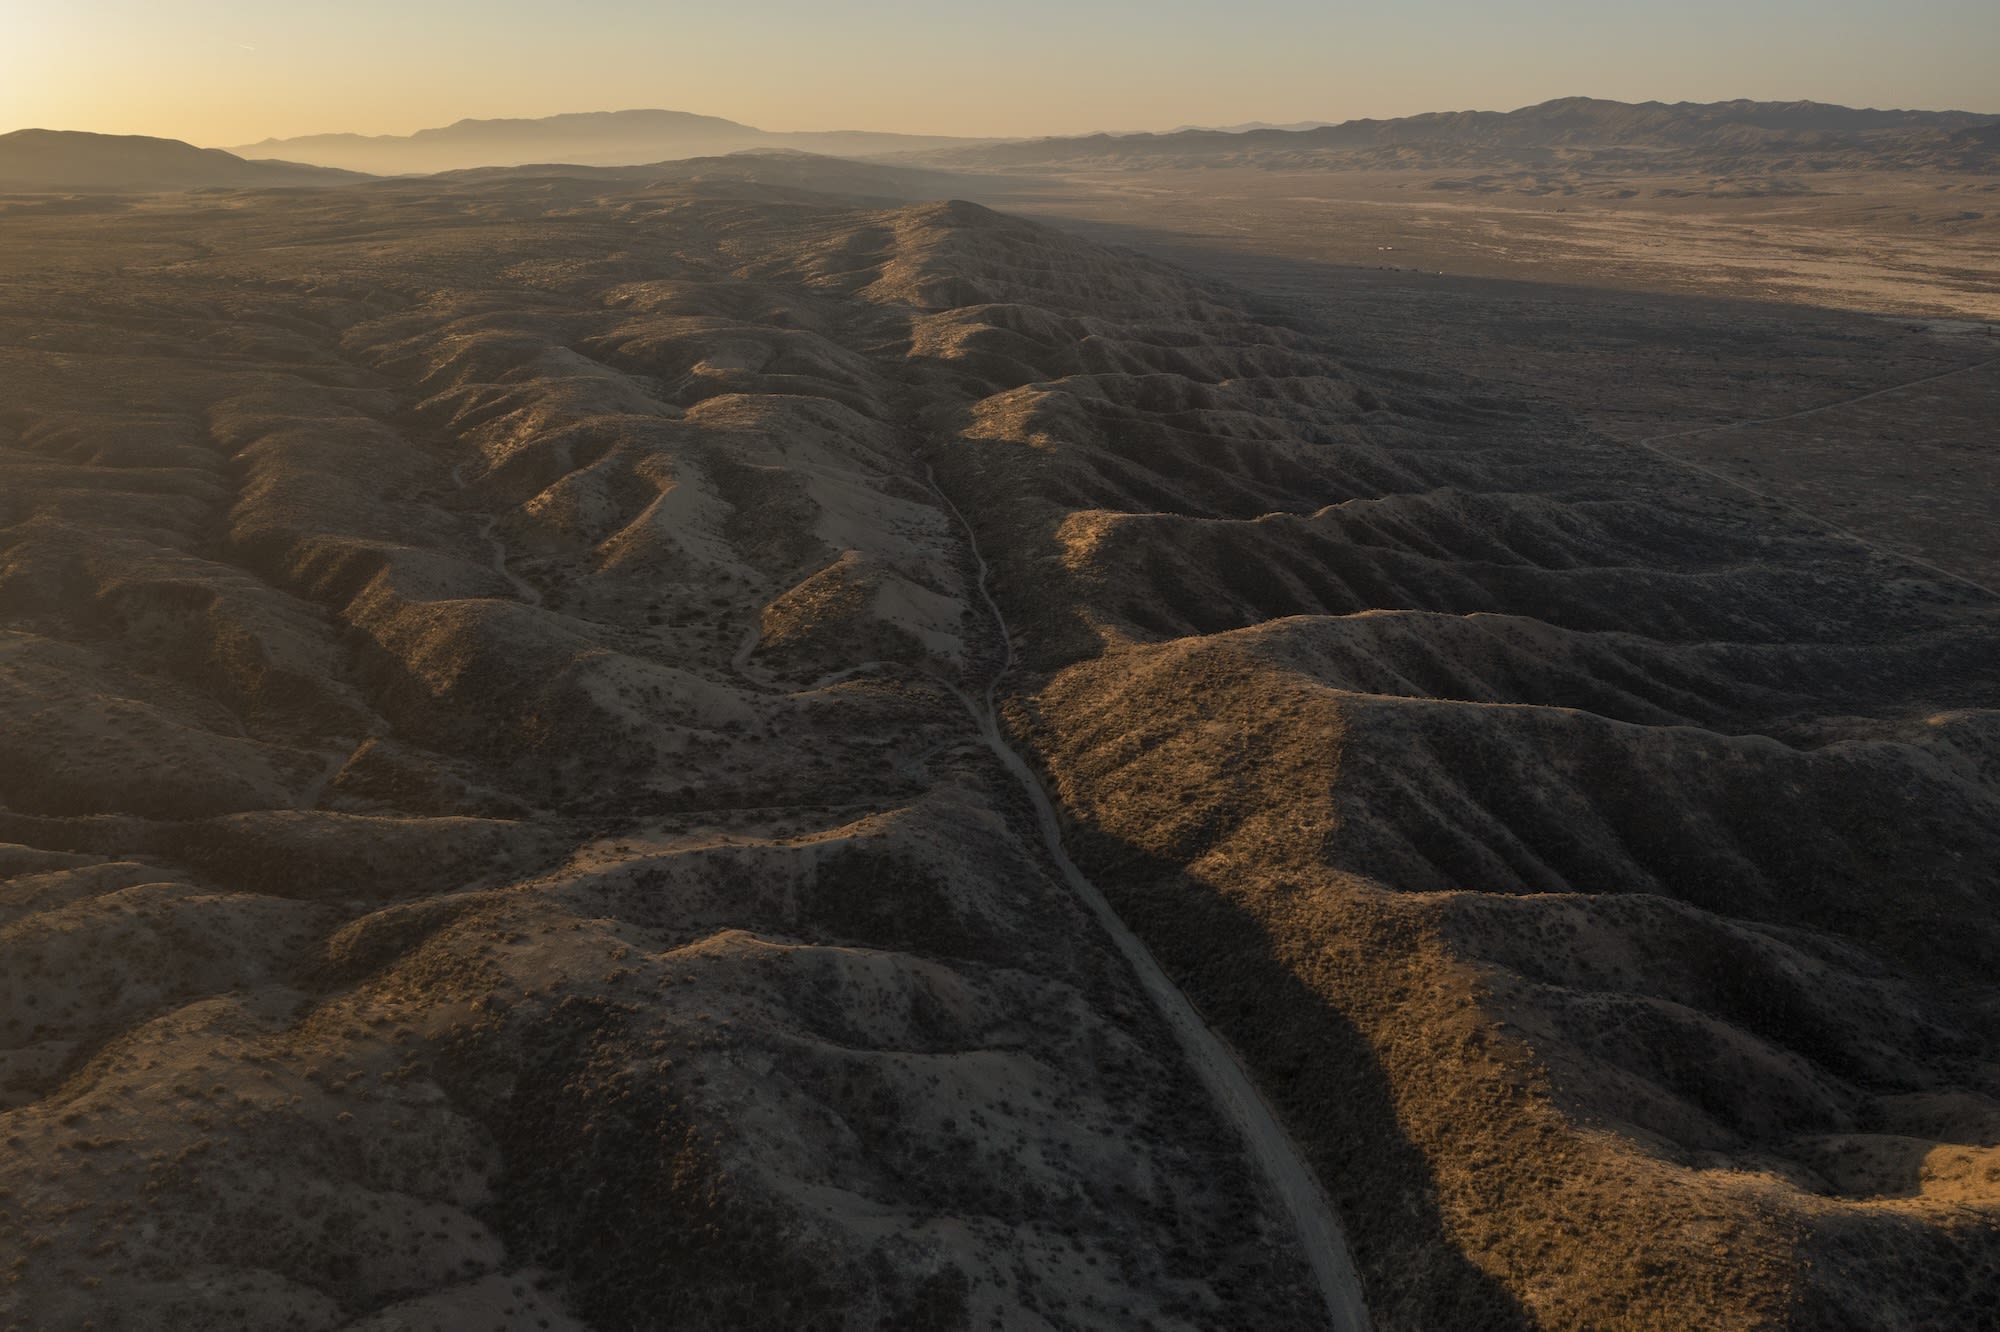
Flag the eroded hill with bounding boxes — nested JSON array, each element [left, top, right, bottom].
[[2, 178, 1997, 1329], [0, 182, 1326, 1331]]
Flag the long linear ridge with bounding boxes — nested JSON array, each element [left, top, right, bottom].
[[924, 465, 1374, 1331]]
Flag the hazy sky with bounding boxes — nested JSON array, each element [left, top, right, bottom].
[[5, 1, 1995, 144]]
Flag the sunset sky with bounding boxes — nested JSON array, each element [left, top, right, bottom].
[[5, 0, 1994, 145]]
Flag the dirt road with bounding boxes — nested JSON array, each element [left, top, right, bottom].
[[926, 467, 1373, 1331]]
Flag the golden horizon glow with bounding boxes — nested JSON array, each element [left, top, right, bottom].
[[5, 1, 1995, 148]]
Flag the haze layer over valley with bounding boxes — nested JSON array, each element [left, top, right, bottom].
[[2, 95, 1998, 1332], [226, 110, 989, 178]]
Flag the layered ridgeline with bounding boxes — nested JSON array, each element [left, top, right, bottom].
[[228, 109, 987, 176], [1, 178, 1996, 1329], [0, 128, 982, 202], [924, 96, 2000, 173], [0, 129, 368, 191]]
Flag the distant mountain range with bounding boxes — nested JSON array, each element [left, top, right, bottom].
[[227, 109, 990, 176], [227, 99, 2000, 179], [924, 97, 2000, 174], [9, 98, 1997, 196], [1169, 120, 1337, 134], [0, 129, 368, 191]]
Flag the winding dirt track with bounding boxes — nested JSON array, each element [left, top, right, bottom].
[[923, 468, 1374, 1332], [450, 460, 545, 606], [720, 459, 1371, 1326]]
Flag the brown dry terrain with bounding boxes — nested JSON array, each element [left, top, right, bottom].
[[972, 166, 2000, 595], [986, 167, 2000, 318], [0, 182, 1330, 1331], [2, 161, 1997, 1332]]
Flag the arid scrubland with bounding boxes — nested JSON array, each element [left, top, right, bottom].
[[1, 168, 1996, 1329]]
